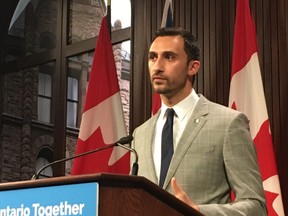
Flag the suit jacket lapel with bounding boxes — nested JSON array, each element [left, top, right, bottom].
[[142, 112, 159, 184], [163, 95, 209, 189]]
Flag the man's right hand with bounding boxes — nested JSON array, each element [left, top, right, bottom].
[[171, 177, 200, 212]]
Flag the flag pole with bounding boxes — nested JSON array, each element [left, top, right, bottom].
[[106, 0, 111, 38]]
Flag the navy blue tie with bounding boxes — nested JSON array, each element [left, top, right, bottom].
[[159, 108, 175, 187]]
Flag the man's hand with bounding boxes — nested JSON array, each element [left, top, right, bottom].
[[171, 177, 200, 211]]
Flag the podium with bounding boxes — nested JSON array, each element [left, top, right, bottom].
[[0, 173, 204, 216]]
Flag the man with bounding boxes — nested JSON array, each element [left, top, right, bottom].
[[131, 27, 267, 215]]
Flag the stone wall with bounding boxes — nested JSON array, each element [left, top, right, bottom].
[[0, 124, 22, 182]]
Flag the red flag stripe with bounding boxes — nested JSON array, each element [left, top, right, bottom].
[[231, 0, 258, 77], [83, 19, 119, 112]]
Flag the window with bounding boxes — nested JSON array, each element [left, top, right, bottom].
[[37, 61, 55, 124], [67, 77, 78, 127], [35, 148, 53, 178]]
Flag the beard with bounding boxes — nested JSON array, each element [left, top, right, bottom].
[[152, 78, 187, 98]]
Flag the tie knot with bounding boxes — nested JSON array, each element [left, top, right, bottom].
[[166, 108, 175, 118]]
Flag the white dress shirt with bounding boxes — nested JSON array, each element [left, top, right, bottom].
[[153, 89, 200, 182]]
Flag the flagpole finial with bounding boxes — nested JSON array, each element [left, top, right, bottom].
[[161, 0, 174, 28]]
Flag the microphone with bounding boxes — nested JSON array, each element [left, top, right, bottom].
[[109, 135, 138, 175], [117, 143, 138, 176], [117, 135, 134, 145], [31, 135, 136, 180], [114, 135, 138, 175], [113, 135, 138, 175]]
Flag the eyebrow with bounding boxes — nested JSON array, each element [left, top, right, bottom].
[[148, 51, 178, 56]]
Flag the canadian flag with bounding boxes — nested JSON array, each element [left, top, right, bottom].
[[71, 16, 130, 175], [229, 0, 284, 215]]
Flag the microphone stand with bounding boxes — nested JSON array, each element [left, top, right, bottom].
[[32, 135, 137, 180], [117, 143, 138, 176], [32, 144, 117, 180]]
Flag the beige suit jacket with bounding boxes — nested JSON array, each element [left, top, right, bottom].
[[132, 95, 267, 215]]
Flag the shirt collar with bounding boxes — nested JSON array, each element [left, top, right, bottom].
[[160, 89, 200, 121]]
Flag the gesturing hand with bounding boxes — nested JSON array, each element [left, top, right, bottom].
[[171, 177, 200, 211]]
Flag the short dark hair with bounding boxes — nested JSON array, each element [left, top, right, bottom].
[[153, 27, 200, 62], [152, 27, 200, 84]]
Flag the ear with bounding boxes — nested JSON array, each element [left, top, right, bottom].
[[188, 60, 200, 76]]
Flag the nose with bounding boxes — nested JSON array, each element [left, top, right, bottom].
[[150, 57, 164, 74]]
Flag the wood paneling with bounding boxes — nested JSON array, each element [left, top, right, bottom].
[[131, 0, 288, 214]]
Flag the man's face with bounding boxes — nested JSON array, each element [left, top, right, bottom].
[[148, 36, 198, 99]]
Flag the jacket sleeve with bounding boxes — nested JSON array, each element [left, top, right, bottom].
[[199, 113, 267, 216]]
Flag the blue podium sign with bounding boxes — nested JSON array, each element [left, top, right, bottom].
[[0, 182, 99, 216]]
